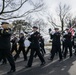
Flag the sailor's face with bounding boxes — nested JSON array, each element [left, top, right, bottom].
[[20, 34, 23, 37], [2, 24, 8, 29], [66, 29, 69, 32], [33, 28, 37, 32], [55, 29, 59, 32]]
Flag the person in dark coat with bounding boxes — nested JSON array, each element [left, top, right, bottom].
[[49, 28, 62, 61], [0, 22, 16, 73], [63, 28, 72, 58], [14, 33, 27, 61], [26, 26, 45, 68], [73, 33, 76, 55], [11, 35, 18, 54]]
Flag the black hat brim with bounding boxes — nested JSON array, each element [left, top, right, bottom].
[[1, 22, 9, 25]]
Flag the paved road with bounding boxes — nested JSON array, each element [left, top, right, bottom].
[[0, 49, 76, 75]]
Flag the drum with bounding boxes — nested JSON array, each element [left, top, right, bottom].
[[24, 39, 31, 47]]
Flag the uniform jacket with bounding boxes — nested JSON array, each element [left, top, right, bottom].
[[28, 31, 40, 48], [18, 36, 25, 47], [0, 28, 12, 49], [51, 32, 61, 46], [63, 32, 72, 43], [11, 37, 18, 48]]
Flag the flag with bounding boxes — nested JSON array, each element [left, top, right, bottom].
[[69, 27, 74, 36]]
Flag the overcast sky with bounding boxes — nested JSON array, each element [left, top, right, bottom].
[[44, 0, 76, 15]]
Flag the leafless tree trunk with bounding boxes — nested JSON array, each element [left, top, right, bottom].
[[57, 3, 70, 31]]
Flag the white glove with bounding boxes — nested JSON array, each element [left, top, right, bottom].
[[50, 31, 55, 35]]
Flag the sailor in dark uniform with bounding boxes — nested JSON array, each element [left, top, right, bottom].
[[49, 28, 62, 61], [0, 22, 16, 73], [11, 35, 18, 54], [26, 26, 45, 68], [63, 28, 72, 58], [14, 33, 27, 61], [73, 33, 76, 55]]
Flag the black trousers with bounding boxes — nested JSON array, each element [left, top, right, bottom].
[[0, 49, 15, 70], [62, 41, 65, 52], [25, 46, 31, 55], [27, 47, 45, 67], [51, 45, 62, 60], [14, 46, 27, 60], [41, 45, 46, 54], [11, 45, 18, 54], [64, 44, 72, 58], [2, 56, 7, 63]]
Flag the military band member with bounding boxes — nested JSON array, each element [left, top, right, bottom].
[[0, 22, 16, 73], [11, 35, 18, 54], [49, 28, 62, 61], [63, 28, 72, 58], [73, 33, 76, 55], [26, 26, 45, 68], [14, 33, 27, 61]]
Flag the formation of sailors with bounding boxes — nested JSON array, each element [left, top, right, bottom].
[[49, 27, 76, 61], [0, 21, 76, 74], [0, 22, 46, 74]]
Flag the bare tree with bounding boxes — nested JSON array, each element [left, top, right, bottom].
[[47, 13, 61, 28], [0, 0, 44, 20], [57, 3, 71, 31], [45, 3, 71, 32]]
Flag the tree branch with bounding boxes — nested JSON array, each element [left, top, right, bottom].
[[0, 0, 5, 15], [0, 4, 43, 20], [2, 0, 28, 14], [47, 14, 61, 27], [4, 0, 12, 8]]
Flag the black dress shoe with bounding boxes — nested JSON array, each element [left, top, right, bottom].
[[24, 59, 27, 61], [48, 58, 53, 61], [25, 65, 31, 68], [70, 55, 72, 58], [59, 59, 63, 61], [1, 62, 7, 65], [7, 69, 16, 74], [40, 62, 46, 66]]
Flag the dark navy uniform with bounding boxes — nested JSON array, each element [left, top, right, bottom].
[[63, 31, 72, 58], [26, 31, 45, 67], [25, 46, 31, 56], [50, 30, 62, 61], [0, 27, 16, 73], [73, 33, 76, 55], [14, 33, 27, 61], [11, 36, 18, 54]]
